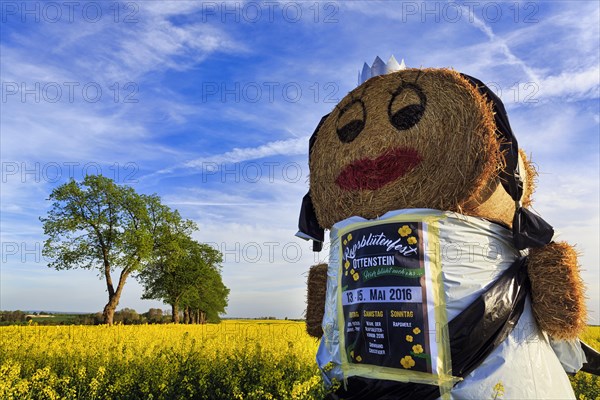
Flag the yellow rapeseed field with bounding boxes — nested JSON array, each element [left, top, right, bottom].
[[0, 322, 598, 399], [0, 321, 325, 399], [571, 326, 600, 400]]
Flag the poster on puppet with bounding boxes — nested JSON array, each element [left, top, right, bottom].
[[337, 219, 440, 378]]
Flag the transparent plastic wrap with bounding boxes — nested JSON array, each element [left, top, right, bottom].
[[317, 209, 579, 399]]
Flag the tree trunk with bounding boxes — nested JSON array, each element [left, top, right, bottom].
[[200, 311, 206, 324], [102, 269, 130, 325], [183, 306, 190, 324], [171, 303, 179, 323], [102, 303, 115, 325]]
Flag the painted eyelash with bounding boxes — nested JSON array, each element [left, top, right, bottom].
[[413, 70, 424, 83], [336, 94, 362, 114], [388, 77, 406, 95]]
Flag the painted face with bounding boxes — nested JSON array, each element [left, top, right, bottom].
[[309, 68, 502, 229]]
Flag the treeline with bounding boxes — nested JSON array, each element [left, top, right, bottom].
[[40, 175, 229, 325], [0, 310, 30, 324], [0, 308, 220, 326]]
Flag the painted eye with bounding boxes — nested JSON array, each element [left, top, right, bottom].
[[388, 83, 427, 131], [336, 99, 366, 143]]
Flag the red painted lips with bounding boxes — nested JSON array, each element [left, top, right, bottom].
[[335, 147, 422, 191]]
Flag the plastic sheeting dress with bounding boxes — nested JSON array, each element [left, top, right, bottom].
[[316, 209, 582, 399]]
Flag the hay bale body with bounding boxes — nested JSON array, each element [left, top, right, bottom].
[[528, 242, 587, 339], [306, 263, 328, 338]]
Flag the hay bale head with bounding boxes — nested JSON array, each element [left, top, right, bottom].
[[310, 68, 509, 229]]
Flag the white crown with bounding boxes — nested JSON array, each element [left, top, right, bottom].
[[358, 55, 406, 85]]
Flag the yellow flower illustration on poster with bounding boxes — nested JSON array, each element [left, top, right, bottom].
[[412, 344, 423, 354], [413, 327, 421, 335], [400, 355, 415, 369], [398, 225, 412, 237], [407, 236, 417, 245], [406, 335, 413, 342]]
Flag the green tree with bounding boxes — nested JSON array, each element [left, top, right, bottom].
[[181, 263, 229, 323], [143, 308, 164, 324], [139, 236, 227, 323], [41, 175, 154, 325], [114, 308, 140, 324], [138, 201, 197, 323]]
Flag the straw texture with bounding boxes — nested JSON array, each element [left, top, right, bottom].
[[528, 242, 587, 339], [463, 150, 536, 226], [310, 68, 502, 229], [306, 263, 328, 338]]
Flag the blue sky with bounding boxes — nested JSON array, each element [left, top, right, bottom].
[[1, 1, 598, 320]]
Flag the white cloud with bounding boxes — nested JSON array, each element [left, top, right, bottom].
[[0, 1, 245, 160], [184, 138, 307, 167], [536, 66, 600, 100]]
